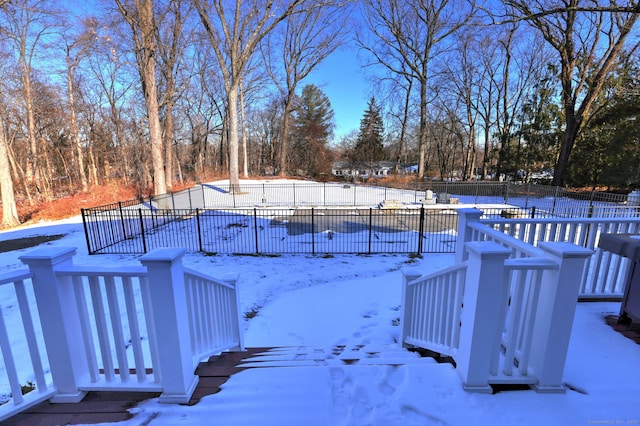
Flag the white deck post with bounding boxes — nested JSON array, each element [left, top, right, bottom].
[[456, 241, 511, 393], [140, 248, 199, 403], [530, 242, 593, 393], [223, 274, 245, 352], [400, 269, 421, 348], [455, 209, 484, 263], [20, 247, 89, 403]]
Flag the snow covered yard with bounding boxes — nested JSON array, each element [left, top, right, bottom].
[[1, 180, 639, 425]]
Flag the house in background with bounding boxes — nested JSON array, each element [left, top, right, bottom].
[[332, 161, 417, 180]]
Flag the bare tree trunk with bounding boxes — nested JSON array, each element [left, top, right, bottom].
[[23, 66, 38, 188], [7, 140, 33, 204], [66, 52, 88, 192], [418, 81, 428, 179], [227, 87, 241, 193], [240, 81, 249, 178], [163, 103, 174, 191], [278, 101, 292, 176], [0, 112, 19, 227], [88, 144, 99, 186], [115, 0, 167, 197], [393, 78, 412, 175]]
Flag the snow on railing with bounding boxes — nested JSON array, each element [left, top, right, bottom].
[[400, 264, 466, 357], [184, 268, 244, 367], [456, 208, 640, 299], [0, 246, 243, 421], [0, 269, 56, 423]]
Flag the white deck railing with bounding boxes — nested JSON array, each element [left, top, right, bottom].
[[403, 208, 595, 392], [53, 265, 161, 392], [0, 269, 56, 423], [184, 268, 244, 367], [456, 209, 640, 299], [0, 247, 244, 421], [401, 264, 466, 358]]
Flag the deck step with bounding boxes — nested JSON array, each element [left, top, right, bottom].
[[238, 344, 438, 367]]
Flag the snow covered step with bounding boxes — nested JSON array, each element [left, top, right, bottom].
[[239, 345, 438, 367]]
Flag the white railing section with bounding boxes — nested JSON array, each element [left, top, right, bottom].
[[405, 210, 594, 393], [456, 208, 640, 298], [0, 246, 243, 420], [53, 265, 161, 392], [0, 269, 56, 423], [492, 257, 558, 384], [184, 268, 244, 367], [401, 264, 466, 358]]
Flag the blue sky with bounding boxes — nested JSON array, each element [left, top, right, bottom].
[[305, 44, 371, 142]]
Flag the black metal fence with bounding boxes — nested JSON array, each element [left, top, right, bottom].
[[99, 181, 633, 210], [81, 181, 638, 255], [82, 207, 464, 255]]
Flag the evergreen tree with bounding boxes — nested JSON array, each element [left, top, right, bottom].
[[569, 57, 640, 189], [289, 84, 335, 177], [353, 97, 385, 178]]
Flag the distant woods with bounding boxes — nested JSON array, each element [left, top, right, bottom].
[[1, 0, 639, 227]]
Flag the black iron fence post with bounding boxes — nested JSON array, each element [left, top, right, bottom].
[[138, 209, 147, 253], [368, 208, 373, 254], [311, 208, 315, 255], [118, 201, 127, 239], [254, 208, 259, 254], [81, 208, 93, 255], [417, 206, 425, 254], [196, 208, 203, 252], [530, 206, 536, 218], [171, 192, 176, 210]]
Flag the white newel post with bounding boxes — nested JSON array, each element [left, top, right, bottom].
[[140, 248, 199, 403], [400, 269, 421, 348], [529, 242, 593, 393], [455, 209, 484, 263], [223, 274, 245, 352], [20, 247, 89, 403], [456, 241, 511, 393]]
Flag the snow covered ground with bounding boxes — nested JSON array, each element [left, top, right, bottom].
[[1, 180, 639, 425]]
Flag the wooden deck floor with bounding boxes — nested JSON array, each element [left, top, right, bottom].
[[4, 316, 639, 426], [4, 347, 271, 426]]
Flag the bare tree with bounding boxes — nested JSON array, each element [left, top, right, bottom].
[[156, 0, 192, 191], [0, 100, 19, 227], [359, 0, 477, 179], [115, 0, 167, 196], [0, 0, 59, 199], [261, 1, 349, 177], [193, 0, 314, 193], [82, 20, 137, 186], [62, 17, 99, 193], [500, 0, 640, 186]]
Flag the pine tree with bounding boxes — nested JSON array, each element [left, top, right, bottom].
[[353, 97, 385, 178], [289, 84, 335, 177]]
